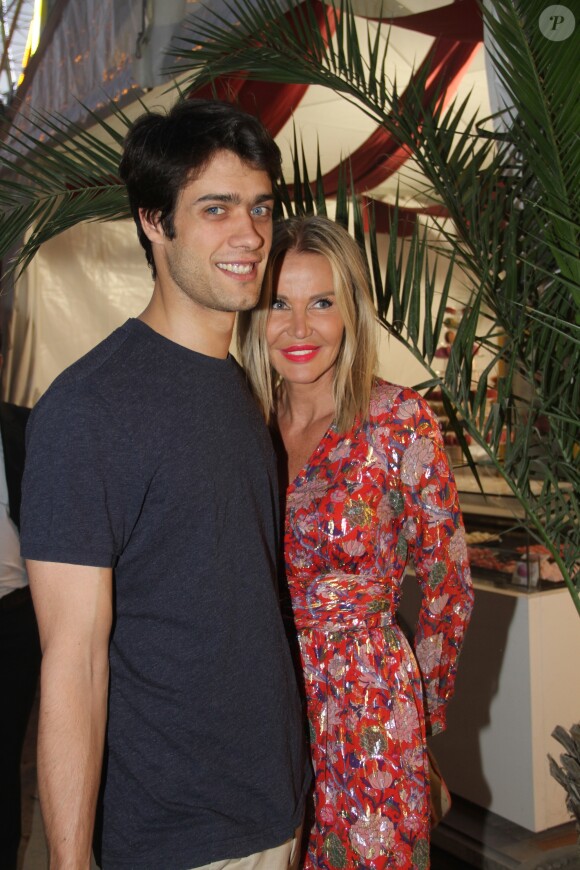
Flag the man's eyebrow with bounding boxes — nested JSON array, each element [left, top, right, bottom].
[[194, 192, 275, 205]]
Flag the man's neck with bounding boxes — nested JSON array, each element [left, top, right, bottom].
[[139, 286, 235, 359]]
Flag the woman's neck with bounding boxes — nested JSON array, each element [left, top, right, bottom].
[[276, 376, 336, 430], [275, 377, 336, 484]]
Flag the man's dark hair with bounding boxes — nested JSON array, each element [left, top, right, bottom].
[[118, 99, 282, 276]]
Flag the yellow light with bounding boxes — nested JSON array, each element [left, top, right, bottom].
[[17, 0, 44, 85]]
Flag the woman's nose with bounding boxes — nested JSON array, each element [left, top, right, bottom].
[[289, 309, 311, 338]]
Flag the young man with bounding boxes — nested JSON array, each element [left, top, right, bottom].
[[20, 100, 310, 870]]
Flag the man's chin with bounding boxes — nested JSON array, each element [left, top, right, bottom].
[[219, 288, 262, 313], [235, 293, 262, 312]]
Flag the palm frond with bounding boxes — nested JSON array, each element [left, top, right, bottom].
[[0, 106, 131, 272], [483, 0, 580, 305]]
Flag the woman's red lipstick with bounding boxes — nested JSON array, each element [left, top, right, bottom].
[[280, 345, 320, 362]]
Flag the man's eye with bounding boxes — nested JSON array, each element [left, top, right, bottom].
[[206, 206, 225, 215], [251, 206, 272, 218]]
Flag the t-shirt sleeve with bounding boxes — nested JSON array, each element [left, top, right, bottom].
[[21, 385, 132, 567]]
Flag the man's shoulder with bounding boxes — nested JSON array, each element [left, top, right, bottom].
[[47, 321, 139, 396], [28, 321, 144, 437], [38, 320, 158, 411]]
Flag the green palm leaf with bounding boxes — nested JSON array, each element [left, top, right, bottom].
[[0, 105, 132, 272]]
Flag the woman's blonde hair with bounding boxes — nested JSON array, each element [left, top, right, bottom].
[[238, 215, 378, 433]]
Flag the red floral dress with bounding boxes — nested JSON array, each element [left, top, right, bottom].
[[283, 381, 474, 870]]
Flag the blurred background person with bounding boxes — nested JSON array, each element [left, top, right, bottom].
[[0, 328, 40, 870]]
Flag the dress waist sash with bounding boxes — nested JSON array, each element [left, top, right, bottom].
[[289, 571, 397, 632]]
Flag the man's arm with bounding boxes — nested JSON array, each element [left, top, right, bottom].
[[27, 560, 113, 870]]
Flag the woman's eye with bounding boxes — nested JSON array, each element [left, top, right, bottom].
[[313, 298, 333, 309], [271, 299, 287, 310]]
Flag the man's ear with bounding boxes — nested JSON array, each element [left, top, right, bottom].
[[138, 209, 166, 245]]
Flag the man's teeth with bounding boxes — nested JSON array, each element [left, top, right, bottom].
[[217, 262, 254, 274]]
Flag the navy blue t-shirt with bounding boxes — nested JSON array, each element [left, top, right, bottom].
[[21, 319, 310, 869]]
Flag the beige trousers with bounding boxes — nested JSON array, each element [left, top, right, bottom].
[[188, 826, 302, 870]]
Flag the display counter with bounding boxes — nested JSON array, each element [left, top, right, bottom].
[[454, 469, 566, 594]]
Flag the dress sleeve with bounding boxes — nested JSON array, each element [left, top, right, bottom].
[[396, 392, 474, 735]]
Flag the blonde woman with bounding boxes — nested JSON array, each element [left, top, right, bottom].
[[238, 215, 473, 869]]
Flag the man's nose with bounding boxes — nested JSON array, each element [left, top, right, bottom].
[[229, 212, 266, 249]]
